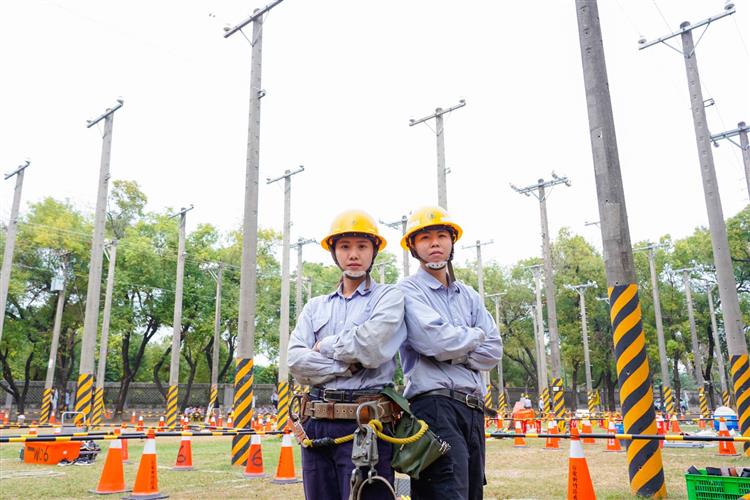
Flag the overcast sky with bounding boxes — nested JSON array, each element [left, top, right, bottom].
[[2, 0, 748, 274]]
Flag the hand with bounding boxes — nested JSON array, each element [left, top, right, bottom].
[[349, 363, 363, 374], [312, 341, 321, 352]]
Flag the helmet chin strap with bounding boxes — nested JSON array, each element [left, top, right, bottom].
[[343, 270, 367, 279], [425, 261, 448, 270]]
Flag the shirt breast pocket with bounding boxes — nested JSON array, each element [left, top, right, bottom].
[[312, 314, 330, 341]]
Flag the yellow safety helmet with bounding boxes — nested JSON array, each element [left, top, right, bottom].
[[400, 206, 463, 250], [321, 209, 386, 251]]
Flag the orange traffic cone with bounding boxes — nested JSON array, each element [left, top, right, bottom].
[[218, 413, 224, 427], [698, 417, 706, 430], [271, 434, 302, 484], [717, 418, 739, 456], [670, 414, 682, 434], [173, 433, 194, 471], [513, 420, 527, 448], [568, 424, 597, 500], [582, 419, 595, 445], [136, 415, 144, 432], [124, 429, 166, 499], [544, 418, 560, 450], [130, 411, 136, 425], [49, 412, 56, 425], [120, 425, 130, 463], [656, 415, 666, 449], [226, 415, 234, 428], [604, 420, 623, 453], [243, 434, 266, 478], [90, 436, 128, 494], [157, 416, 165, 431]]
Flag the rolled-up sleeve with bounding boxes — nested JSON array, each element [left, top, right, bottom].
[[399, 282, 485, 362], [317, 287, 406, 369], [287, 301, 352, 385], [465, 293, 503, 371]]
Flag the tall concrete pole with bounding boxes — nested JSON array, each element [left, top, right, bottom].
[[642, 246, 674, 414], [92, 241, 117, 425], [381, 216, 410, 277], [208, 264, 223, 418], [409, 100, 466, 210], [76, 99, 123, 425], [267, 166, 303, 433], [224, 0, 284, 465], [0, 160, 29, 344], [511, 175, 569, 420], [435, 112, 447, 209], [531, 267, 549, 412], [576, 0, 665, 493], [167, 206, 191, 429], [487, 292, 507, 412], [707, 285, 729, 406], [566, 282, 597, 412], [711, 121, 750, 200], [463, 239, 493, 400], [641, 6, 748, 456], [741, 123, 750, 200], [678, 269, 704, 387], [40, 266, 66, 425], [293, 238, 315, 322]]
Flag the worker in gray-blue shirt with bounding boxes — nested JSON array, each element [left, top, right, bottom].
[[398, 205, 502, 500], [288, 209, 406, 500]]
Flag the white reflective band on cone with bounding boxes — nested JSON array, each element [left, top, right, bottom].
[[281, 434, 293, 446], [143, 438, 156, 454], [251, 434, 262, 445], [182, 435, 191, 442], [569, 439, 585, 459], [111, 439, 122, 449]]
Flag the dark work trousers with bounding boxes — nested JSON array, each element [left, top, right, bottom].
[[409, 395, 486, 500], [301, 418, 394, 500]]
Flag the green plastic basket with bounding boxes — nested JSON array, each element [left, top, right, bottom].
[[685, 470, 750, 500]]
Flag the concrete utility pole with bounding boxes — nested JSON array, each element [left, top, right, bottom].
[[462, 239, 494, 404], [381, 216, 410, 278], [576, 0, 666, 493], [565, 282, 597, 413], [675, 268, 705, 387], [527, 303, 546, 409], [635, 243, 674, 414], [512, 174, 570, 420], [267, 165, 304, 433], [528, 265, 549, 411], [707, 284, 730, 407], [640, 5, 748, 457], [206, 263, 224, 419], [40, 257, 67, 425], [166, 205, 192, 429], [224, 0, 285, 466], [0, 160, 30, 344], [711, 121, 750, 200], [292, 238, 315, 322], [92, 241, 118, 426], [409, 99, 466, 209], [76, 99, 124, 425], [377, 262, 387, 284], [487, 292, 507, 412]]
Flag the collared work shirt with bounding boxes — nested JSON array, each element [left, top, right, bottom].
[[288, 279, 406, 390], [398, 267, 502, 399]]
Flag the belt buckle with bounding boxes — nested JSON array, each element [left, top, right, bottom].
[[465, 394, 479, 410], [322, 388, 337, 401]]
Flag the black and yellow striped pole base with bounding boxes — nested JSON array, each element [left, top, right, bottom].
[[484, 384, 492, 412], [587, 390, 597, 415], [276, 380, 290, 433], [39, 388, 52, 425], [231, 358, 254, 466], [541, 387, 551, 415], [730, 354, 750, 456], [698, 387, 710, 420], [208, 384, 218, 415], [165, 385, 178, 429], [498, 392, 507, 415], [74, 373, 93, 426], [551, 378, 565, 431], [663, 386, 675, 415], [91, 387, 104, 427], [721, 390, 730, 408], [610, 284, 666, 497]]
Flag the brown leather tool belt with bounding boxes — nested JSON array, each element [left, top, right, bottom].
[[301, 395, 396, 423]]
